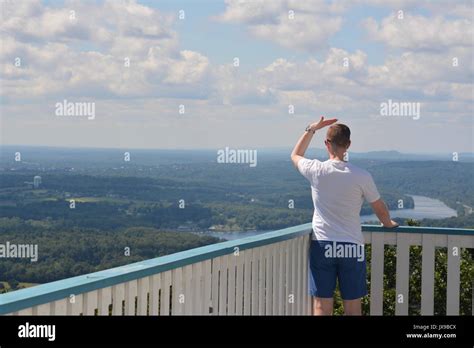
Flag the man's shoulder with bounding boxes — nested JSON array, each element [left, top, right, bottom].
[[300, 157, 325, 168], [297, 157, 323, 180], [346, 162, 372, 177]]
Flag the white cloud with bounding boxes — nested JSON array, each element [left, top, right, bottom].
[[363, 13, 472, 50], [0, 0, 472, 152], [360, 0, 473, 19], [366, 47, 473, 88], [211, 43, 472, 122], [162, 50, 209, 84], [0, 0, 210, 101], [216, 0, 345, 51], [210, 64, 278, 105]]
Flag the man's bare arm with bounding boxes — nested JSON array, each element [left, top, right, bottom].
[[370, 199, 399, 228], [291, 117, 337, 168], [291, 130, 315, 168]]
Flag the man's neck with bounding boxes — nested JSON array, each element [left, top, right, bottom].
[[329, 154, 346, 162]]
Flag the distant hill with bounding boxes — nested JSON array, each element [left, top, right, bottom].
[[1, 145, 473, 166]]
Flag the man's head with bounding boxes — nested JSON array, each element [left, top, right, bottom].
[[325, 123, 351, 156]]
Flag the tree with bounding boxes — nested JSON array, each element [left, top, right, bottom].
[[360, 219, 473, 315], [8, 279, 19, 291]]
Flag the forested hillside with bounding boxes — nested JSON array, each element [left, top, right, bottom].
[[1, 149, 472, 288]]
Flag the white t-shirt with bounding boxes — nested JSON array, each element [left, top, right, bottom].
[[297, 158, 380, 244]]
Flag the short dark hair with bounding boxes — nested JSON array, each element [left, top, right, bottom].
[[326, 123, 351, 148]]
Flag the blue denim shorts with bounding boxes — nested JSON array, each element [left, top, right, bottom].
[[309, 240, 367, 300]]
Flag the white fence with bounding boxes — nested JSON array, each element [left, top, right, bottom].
[[1, 225, 473, 316]]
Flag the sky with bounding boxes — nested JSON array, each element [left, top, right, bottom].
[[1, 0, 473, 153]]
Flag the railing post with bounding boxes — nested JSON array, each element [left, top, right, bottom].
[[395, 233, 410, 315], [421, 234, 435, 315], [370, 232, 385, 315], [447, 236, 461, 315]]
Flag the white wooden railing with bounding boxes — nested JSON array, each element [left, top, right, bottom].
[[0, 224, 473, 316]]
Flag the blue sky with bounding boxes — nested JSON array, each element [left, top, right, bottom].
[[1, 0, 473, 153], [138, 0, 389, 66]]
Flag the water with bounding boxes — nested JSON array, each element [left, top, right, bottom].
[[196, 195, 457, 241], [360, 195, 457, 223]]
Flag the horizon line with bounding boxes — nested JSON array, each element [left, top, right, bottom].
[[1, 143, 473, 156]]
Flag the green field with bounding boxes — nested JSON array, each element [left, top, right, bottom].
[[0, 281, 38, 292]]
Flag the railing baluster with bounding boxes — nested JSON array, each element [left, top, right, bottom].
[[192, 261, 202, 315], [203, 260, 212, 315], [112, 283, 125, 315], [53, 298, 68, 315], [243, 248, 252, 315], [251, 247, 259, 315], [290, 237, 296, 316], [227, 253, 237, 315], [235, 250, 245, 315], [70, 293, 83, 315], [296, 236, 303, 315], [258, 246, 265, 315], [395, 233, 410, 315], [447, 236, 461, 315], [265, 244, 274, 315], [18, 307, 33, 315], [98, 287, 112, 316], [84, 290, 98, 316], [287, 239, 293, 315], [219, 256, 229, 316], [272, 243, 280, 315], [36, 303, 53, 315], [162, 271, 172, 316], [150, 273, 161, 316], [370, 232, 384, 315], [172, 267, 184, 315], [125, 280, 138, 316], [284, 239, 291, 315], [211, 256, 220, 315], [303, 234, 311, 315], [278, 240, 286, 315], [137, 277, 149, 315], [184, 265, 193, 315], [421, 234, 435, 315]]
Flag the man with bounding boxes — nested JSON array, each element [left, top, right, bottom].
[[291, 117, 398, 315]]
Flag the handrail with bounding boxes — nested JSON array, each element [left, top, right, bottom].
[[0, 223, 472, 315], [361, 224, 474, 235], [0, 223, 313, 314]]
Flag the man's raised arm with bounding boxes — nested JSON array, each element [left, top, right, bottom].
[[291, 116, 337, 168]]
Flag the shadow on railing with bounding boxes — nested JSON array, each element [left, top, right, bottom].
[[0, 224, 472, 316]]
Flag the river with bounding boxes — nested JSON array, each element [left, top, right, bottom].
[[195, 195, 458, 241], [360, 195, 457, 222]]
